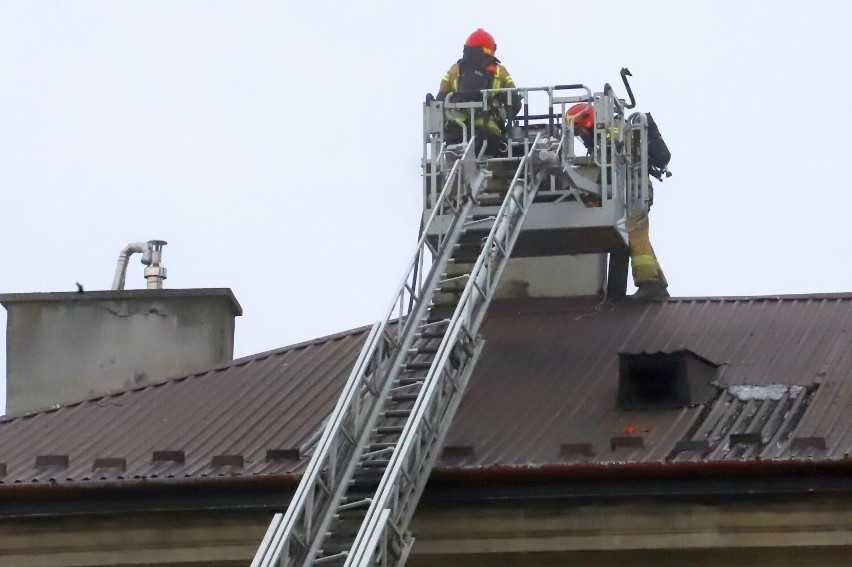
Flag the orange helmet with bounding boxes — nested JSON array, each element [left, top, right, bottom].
[[566, 103, 594, 129], [465, 28, 496, 53]]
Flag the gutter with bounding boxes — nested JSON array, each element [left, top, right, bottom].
[[3, 458, 852, 518], [429, 457, 852, 484]]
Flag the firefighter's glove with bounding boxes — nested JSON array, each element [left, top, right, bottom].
[[489, 97, 507, 122], [509, 92, 522, 119]]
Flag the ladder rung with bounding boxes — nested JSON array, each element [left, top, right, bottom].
[[418, 320, 449, 331], [383, 409, 412, 418], [338, 497, 372, 512], [391, 393, 420, 402], [376, 426, 404, 435], [438, 274, 469, 285], [314, 551, 348, 564], [397, 377, 425, 386], [419, 331, 447, 339], [403, 361, 431, 370], [350, 470, 384, 483], [390, 383, 420, 394], [361, 446, 394, 459], [360, 460, 391, 469], [453, 241, 481, 252], [464, 216, 496, 227], [325, 528, 360, 540], [446, 255, 482, 262]]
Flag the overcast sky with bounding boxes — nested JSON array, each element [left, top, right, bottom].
[[2, 1, 851, 412]]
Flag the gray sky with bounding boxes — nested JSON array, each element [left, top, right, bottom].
[[2, 1, 851, 412]]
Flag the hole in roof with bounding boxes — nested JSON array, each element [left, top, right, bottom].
[[618, 351, 718, 410]]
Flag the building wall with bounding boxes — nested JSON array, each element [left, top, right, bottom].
[[2, 496, 852, 566], [410, 497, 852, 559]]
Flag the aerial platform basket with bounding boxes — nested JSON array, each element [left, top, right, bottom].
[[422, 80, 653, 296]]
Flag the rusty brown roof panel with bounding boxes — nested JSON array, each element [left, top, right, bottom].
[[0, 326, 369, 484], [1, 294, 851, 487], [447, 295, 852, 467]]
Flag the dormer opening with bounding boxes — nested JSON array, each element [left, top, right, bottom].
[[618, 350, 718, 410]]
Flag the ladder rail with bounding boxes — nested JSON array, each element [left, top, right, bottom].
[[347, 338, 486, 567], [253, 138, 485, 567], [298, 174, 484, 566], [252, 322, 384, 567], [346, 135, 546, 567], [624, 112, 650, 220]]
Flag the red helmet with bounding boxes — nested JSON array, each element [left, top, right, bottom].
[[566, 103, 594, 129], [465, 28, 496, 53]]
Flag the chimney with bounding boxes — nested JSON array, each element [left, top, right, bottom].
[[1, 242, 242, 416], [1, 288, 241, 416]]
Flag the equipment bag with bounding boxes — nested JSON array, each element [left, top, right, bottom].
[[646, 113, 671, 180]]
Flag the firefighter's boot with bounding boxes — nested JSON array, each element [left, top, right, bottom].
[[630, 281, 670, 302]]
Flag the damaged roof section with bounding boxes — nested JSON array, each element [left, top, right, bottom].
[[670, 384, 818, 462], [0, 293, 851, 487]]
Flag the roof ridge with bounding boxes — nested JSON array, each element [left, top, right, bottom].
[[618, 292, 852, 304], [0, 323, 372, 424], [478, 292, 852, 320]]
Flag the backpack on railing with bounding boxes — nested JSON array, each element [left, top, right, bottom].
[[646, 112, 672, 181]]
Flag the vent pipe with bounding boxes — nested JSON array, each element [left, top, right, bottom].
[[111, 240, 168, 291], [143, 240, 168, 289]]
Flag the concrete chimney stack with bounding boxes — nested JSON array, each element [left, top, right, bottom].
[[1, 288, 242, 416]]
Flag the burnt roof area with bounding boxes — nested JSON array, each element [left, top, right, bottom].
[[1, 293, 851, 504]]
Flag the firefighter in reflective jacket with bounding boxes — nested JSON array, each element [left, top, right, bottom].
[[437, 28, 520, 156], [566, 103, 669, 301]]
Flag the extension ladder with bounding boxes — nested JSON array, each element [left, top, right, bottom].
[[253, 131, 547, 566], [255, 75, 654, 566]]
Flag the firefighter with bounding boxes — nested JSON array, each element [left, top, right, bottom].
[[566, 103, 670, 301], [437, 28, 521, 156], [565, 102, 595, 150]]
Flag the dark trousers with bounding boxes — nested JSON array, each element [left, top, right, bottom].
[[445, 122, 506, 157]]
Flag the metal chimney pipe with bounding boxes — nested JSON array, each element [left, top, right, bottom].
[[142, 240, 168, 290], [111, 242, 148, 291], [111, 240, 168, 290]]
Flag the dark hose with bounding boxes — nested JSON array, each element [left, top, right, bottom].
[[620, 68, 636, 109]]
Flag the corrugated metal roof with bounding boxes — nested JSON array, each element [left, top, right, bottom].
[[1, 293, 851, 487], [0, 326, 369, 484]]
